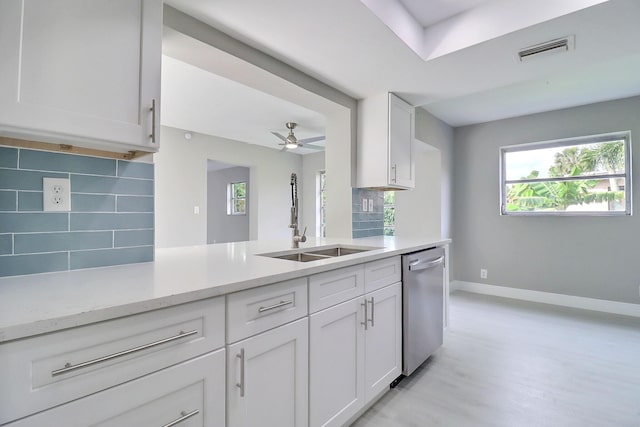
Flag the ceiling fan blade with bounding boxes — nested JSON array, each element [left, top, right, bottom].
[[303, 144, 324, 151], [271, 131, 287, 142], [280, 146, 289, 152], [299, 136, 325, 144]]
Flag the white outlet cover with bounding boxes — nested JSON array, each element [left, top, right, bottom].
[[43, 177, 70, 211], [368, 199, 373, 212], [362, 198, 368, 212]]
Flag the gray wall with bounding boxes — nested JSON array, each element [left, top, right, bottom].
[[207, 166, 250, 244], [452, 95, 640, 304]]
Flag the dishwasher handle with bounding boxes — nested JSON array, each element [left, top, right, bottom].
[[408, 256, 444, 271]]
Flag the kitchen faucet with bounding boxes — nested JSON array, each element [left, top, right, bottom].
[[289, 173, 307, 248]]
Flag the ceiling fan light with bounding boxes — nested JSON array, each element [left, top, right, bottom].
[[285, 142, 298, 149]]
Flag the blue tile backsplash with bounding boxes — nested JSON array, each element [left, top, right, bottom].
[[0, 147, 154, 277], [352, 188, 385, 238]]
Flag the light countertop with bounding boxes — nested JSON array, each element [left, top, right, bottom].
[[0, 236, 449, 343]]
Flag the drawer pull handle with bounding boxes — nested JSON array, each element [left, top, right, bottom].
[[51, 329, 198, 377], [369, 297, 375, 327], [258, 300, 293, 313], [361, 300, 368, 330], [162, 409, 200, 427]]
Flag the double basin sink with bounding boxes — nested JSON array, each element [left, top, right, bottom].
[[258, 245, 382, 262]]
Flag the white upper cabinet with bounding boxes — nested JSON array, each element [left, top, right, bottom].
[[0, 0, 162, 152], [357, 93, 415, 189]]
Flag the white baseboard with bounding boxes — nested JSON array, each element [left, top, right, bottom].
[[451, 281, 640, 318]]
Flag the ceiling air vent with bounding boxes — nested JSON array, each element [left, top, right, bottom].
[[518, 36, 575, 62]]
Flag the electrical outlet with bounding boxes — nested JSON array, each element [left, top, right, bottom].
[[362, 198, 368, 212], [368, 199, 373, 212], [194, 206, 200, 214], [480, 268, 488, 279], [43, 178, 70, 211]]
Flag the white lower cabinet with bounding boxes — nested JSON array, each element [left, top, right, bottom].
[[227, 318, 309, 427], [309, 282, 402, 427], [309, 297, 366, 427], [364, 283, 402, 401], [8, 349, 226, 426]]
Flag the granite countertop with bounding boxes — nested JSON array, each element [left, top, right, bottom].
[[0, 236, 449, 343]]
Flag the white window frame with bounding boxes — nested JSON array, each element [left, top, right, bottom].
[[500, 131, 632, 216], [227, 181, 247, 216]]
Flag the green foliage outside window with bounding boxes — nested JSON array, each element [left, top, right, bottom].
[[504, 138, 628, 214], [384, 191, 395, 235]]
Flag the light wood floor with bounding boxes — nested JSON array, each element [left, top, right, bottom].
[[351, 291, 640, 427]]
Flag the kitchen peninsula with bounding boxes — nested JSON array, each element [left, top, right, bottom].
[[0, 236, 449, 426]]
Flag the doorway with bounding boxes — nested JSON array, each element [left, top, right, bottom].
[[207, 160, 250, 243]]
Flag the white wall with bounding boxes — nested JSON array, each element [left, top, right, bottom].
[[301, 151, 325, 236], [452, 95, 640, 304], [414, 107, 454, 239], [394, 143, 442, 240], [155, 126, 303, 248], [207, 166, 250, 244]]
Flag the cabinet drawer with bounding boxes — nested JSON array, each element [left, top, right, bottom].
[[309, 265, 365, 313], [8, 349, 226, 427], [364, 256, 401, 293], [0, 297, 225, 425], [227, 278, 307, 343]]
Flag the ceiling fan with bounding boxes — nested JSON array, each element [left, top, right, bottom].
[[271, 122, 325, 151]]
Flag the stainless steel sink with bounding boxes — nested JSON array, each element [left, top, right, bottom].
[[258, 245, 381, 262]]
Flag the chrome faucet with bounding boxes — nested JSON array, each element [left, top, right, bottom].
[[289, 173, 307, 248]]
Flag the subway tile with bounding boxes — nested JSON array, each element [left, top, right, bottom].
[[15, 231, 113, 254], [0, 147, 18, 168], [71, 213, 154, 231], [117, 160, 154, 179], [18, 192, 43, 211], [71, 174, 153, 195], [0, 234, 12, 255], [0, 213, 68, 233], [70, 246, 153, 270], [115, 229, 154, 247], [72, 194, 116, 212], [0, 191, 16, 211], [352, 230, 368, 239], [0, 252, 68, 277], [0, 169, 67, 190], [117, 196, 154, 212], [20, 149, 116, 176]]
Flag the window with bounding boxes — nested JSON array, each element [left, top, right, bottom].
[[500, 131, 631, 215], [227, 182, 246, 215], [317, 171, 326, 237], [384, 191, 395, 235]]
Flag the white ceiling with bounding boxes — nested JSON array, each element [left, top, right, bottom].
[[161, 55, 326, 154], [163, 0, 640, 131]]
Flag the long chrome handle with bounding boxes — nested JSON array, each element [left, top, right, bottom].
[[51, 330, 198, 377], [150, 99, 157, 143], [361, 300, 368, 330], [408, 256, 444, 271], [236, 348, 245, 397], [162, 409, 200, 427], [391, 164, 397, 183], [258, 300, 293, 313], [369, 297, 375, 327]]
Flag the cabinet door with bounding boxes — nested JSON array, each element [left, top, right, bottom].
[[388, 93, 415, 188], [0, 0, 161, 150], [309, 298, 366, 427], [8, 350, 226, 427], [227, 318, 309, 427], [364, 283, 402, 402]]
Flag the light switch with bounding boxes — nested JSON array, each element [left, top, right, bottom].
[[194, 206, 200, 214], [362, 198, 368, 212], [368, 199, 373, 212]]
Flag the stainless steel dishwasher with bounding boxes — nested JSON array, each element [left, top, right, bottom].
[[402, 247, 445, 376]]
